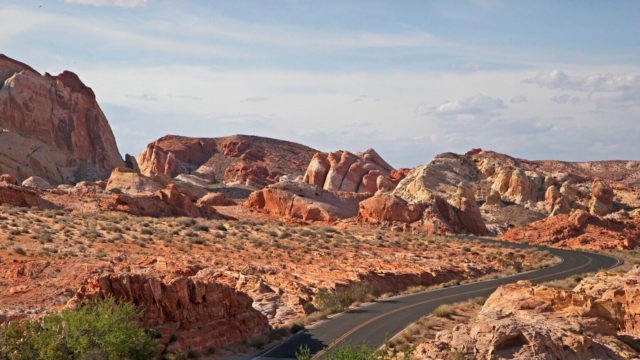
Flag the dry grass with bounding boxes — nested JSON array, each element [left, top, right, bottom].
[[385, 297, 485, 355], [0, 202, 556, 333]]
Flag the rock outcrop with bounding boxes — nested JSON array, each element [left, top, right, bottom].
[[0, 178, 56, 209], [137, 135, 317, 188], [386, 149, 640, 237], [358, 194, 423, 223], [589, 179, 615, 216], [0, 54, 124, 184], [105, 167, 164, 195], [357, 156, 492, 235], [102, 183, 230, 219], [303, 149, 404, 193], [502, 209, 640, 249], [246, 181, 370, 221], [196, 192, 237, 207], [416, 267, 640, 360], [544, 185, 570, 216], [359, 191, 490, 236], [21, 176, 52, 190], [69, 273, 270, 352]]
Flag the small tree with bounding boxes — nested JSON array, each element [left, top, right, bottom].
[[0, 297, 158, 360]]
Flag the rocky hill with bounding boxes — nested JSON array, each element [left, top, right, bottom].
[[0, 54, 124, 184], [137, 134, 317, 188]]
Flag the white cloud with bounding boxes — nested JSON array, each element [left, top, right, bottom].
[[510, 95, 527, 103], [64, 0, 148, 7], [550, 94, 580, 104], [419, 94, 506, 117], [525, 70, 640, 108], [525, 69, 640, 92], [244, 97, 268, 103]]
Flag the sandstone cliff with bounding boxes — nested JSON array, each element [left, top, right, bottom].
[[0, 54, 124, 184], [69, 272, 270, 352]]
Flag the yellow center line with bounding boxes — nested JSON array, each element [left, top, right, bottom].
[[311, 254, 593, 359]]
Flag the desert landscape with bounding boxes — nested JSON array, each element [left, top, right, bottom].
[[1, 2, 639, 360]]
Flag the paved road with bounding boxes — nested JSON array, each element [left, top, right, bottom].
[[254, 240, 621, 360]]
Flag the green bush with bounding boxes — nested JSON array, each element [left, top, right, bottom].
[[0, 297, 158, 360], [314, 281, 377, 313], [324, 343, 379, 360]]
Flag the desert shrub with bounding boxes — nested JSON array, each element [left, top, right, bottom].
[[296, 344, 311, 360], [314, 281, 376, 313], [179, 218, 197, 227], [0, 297, 158, 359], [432, 304, 455, 318], [324, 343, 379, 360], [194, 224, 209, 232]]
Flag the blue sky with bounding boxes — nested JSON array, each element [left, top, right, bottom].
[[1, 0, 639, 167]]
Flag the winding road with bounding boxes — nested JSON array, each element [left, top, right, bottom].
[[254, 240, 622, 360]]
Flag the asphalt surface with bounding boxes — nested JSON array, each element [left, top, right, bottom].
[[253, 239, 622, 360]]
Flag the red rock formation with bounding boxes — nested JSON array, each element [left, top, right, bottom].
[[246, 182, 370, 221], [303, 149, 397, 193], [105, 167, 164, 195], [358, 191, 489, 236], [69, 273, 270, 352], [0, 183, 56, 209], [0, 174, 17, 185], [0, 54, 123, 184], [196, 192, 237, 206], [102, 184, 230, 219], [501, 209, 640, 249], [417, 267, 640, 359], [589, 179, 615, 216], [544, 184, 570, 216], [137, 135, 316, 188], [358, 194, 423, 223]]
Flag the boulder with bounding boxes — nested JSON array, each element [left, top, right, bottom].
[[482, 190, 504, 208], [246, 181, 369, 221], [504, 169, 543, 204], [197, 192, 237, 207], [544, 185, 570, 216], [589, 180, 614, 216], [105, 168, 164, 195], [21, 176, 52, 190], [0, 183, 56, 208], [358, 194, 423, 223]]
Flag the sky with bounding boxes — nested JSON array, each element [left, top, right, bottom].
[[1, 0, 639, 168]]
